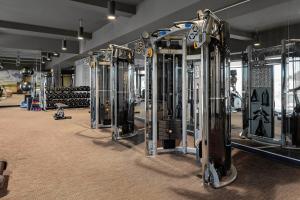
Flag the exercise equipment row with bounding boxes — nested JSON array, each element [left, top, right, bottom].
[[46, 86, 90, 92], [46, 92, 90, 100], [47, 99, 90, 109]]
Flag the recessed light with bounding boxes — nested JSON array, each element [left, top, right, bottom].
[[62, 39, 67, 51], [107, 1, 116, 20], [78, 19, 84, 40], [107, 15, 116, 20]]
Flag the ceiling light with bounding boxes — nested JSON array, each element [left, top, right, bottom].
[[254, 42, 260, 47], [53, 52, 59, 57], [62, 39, 67, 51], [254, 32, 261, 47], [41, 58, 46, 64], [78, 19, 84, 40], [16, 55, 20, 67], [107, 15, 116, 20], [46, 53, 51, 61], [107, 1, 116, 20]]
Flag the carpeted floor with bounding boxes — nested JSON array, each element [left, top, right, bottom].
[[0, 108, 300, 200], [0, 94, 23, 107]]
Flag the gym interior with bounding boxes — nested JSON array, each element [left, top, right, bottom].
[[0, 0, 300, 199]]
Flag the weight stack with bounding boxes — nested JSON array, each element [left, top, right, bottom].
[[158, 119, 182, 149]]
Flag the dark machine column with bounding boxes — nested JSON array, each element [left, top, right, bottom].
[[192, 9, 237, 188]]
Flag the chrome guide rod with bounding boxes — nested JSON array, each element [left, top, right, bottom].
[[152, 45, 158, 155], [281, 40, 287, 145], [247, 46, 252, 137], [144, 56, 149, 155], [163, 54, 165, 119], [182, 38, 187, 153], [96, 63, 100, 128], [173, 54, 176, 119], [201, 45, 209, 177]]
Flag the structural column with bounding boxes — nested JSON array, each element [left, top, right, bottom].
[[52, 65, 62, 88]]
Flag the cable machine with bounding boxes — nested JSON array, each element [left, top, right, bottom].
[[90, 50, 112, 129], [143, 19, 200, 158], [283, 40, 300, 147], [241, 40, 300, 146], [110, 44, 136, 140], [243, 45, 275, 141], [144, 9, 237, 188], [191, 9, 237, 188], [233, 40, 300, 165]]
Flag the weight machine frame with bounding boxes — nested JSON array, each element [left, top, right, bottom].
[[110, 44, 137, 140], [243, 45, 275, 142], [90, 49, 112, 129], [191, 9, 237, 188], [144, 9, 237, 188], [144, 19, 200, 157], [234, 39, 300, 165], [241, 40, 300, 147]]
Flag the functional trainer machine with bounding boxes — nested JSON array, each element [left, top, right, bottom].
[[143, 18, 200, 158], [144, 9, 237, 188], [90, 50, 112, 129], [242, 45, 275, 140], [241, 41, 300, 145], [233, 40, 300, 165], [191, 9, 237, 188], [90, 45, 136, 140], [110, 44, 136, 140]]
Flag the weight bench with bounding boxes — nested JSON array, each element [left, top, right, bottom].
[[53, 103, 72, 120]]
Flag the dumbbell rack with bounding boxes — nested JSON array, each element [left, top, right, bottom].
[[45, 86, 90, 110]]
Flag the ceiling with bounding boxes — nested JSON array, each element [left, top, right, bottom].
[[0, 0, 144, 69], [226, 0, 300, 31], [0, 0, 300, 70], [0, 48, 40, 59], [0, 47, 42, 70], [0, 0, 143, 39]]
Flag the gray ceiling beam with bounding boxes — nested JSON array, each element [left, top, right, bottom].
[[0, 34, 79, 54], [0, 57, 40, 61], [70, 0, 136, 14], [0, 63, 42, 70], [0, 20, 92, 39]]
